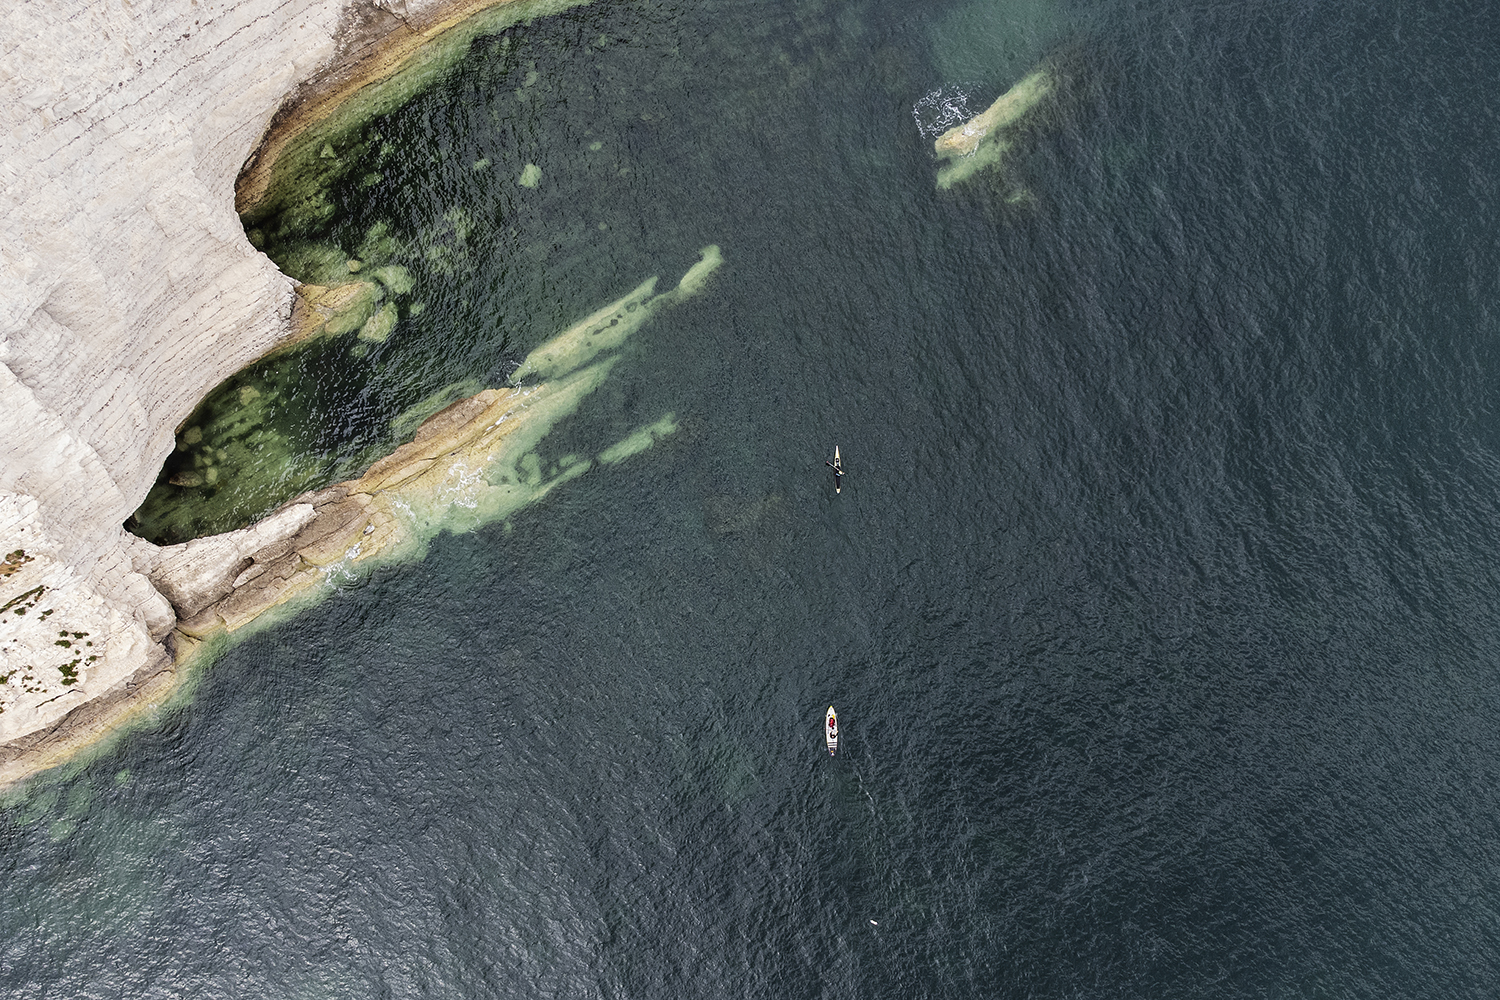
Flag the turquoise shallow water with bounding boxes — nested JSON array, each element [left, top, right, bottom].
[[11, 0, 1500, 995]]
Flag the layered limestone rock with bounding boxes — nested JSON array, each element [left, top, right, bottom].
[[0, 496, 166, 746], [0, 0, 572, 783]]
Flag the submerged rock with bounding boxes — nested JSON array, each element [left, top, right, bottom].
[[151, 248, 719, 661], [508, 245, 722, 384], [934, 69, 1051, 157], [357, 302, 399, 343], [932, 67, 1053, 190]]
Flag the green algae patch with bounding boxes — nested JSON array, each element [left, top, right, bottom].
[[128, 362, 330, 544], [358, 302, 400, 343], [357, 221, 402, 267], [321, 282, 384, 337], [279, 242, 355, 286], [0, 550, 33, 579], [239, 0, 596, 242], [369, 264, 415, 295]]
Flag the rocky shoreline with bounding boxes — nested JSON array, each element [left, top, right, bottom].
[[0, 0, 612, 786]]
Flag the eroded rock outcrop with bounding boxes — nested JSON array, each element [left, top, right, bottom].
[[0, 0, 588, 784]]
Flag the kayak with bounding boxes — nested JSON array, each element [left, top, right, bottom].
[[825, 705, 838, 755], [830, 446, 843, 494]]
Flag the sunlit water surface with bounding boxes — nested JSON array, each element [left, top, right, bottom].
[[9, 0, 1500, 996]]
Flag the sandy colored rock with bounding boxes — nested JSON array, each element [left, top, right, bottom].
[[934, 69, 1052, 158]]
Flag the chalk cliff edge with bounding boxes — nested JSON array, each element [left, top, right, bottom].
[[0, 0, 542, 784]]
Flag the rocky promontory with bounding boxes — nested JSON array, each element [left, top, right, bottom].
[[0, 0, 631, 784]]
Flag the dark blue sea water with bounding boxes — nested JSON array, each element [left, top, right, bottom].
[[8, 0, 1500, 995]]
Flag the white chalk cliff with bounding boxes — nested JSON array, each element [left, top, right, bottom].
[[0, 0, 469, 774]]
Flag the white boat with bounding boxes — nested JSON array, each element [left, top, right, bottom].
[[825, 705, 838, 755], [827, 446, 843, 494]]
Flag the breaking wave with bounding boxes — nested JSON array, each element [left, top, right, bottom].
[[912, 84, 976, 139]]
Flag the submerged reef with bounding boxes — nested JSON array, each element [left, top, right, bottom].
[[130, 245, 722, 545], [508, 246, 723, 384], [139, 249, 719, 658]]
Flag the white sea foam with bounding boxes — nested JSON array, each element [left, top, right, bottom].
[[913, 84, 976, 139]]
